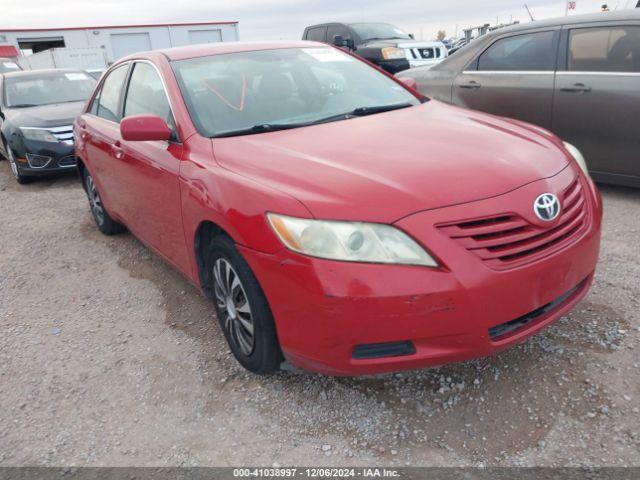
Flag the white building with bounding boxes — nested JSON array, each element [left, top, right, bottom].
[[0, 21, 240, 64]]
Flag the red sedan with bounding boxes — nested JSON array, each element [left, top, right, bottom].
[[74, 41, 602, 376]]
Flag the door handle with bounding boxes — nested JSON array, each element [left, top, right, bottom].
[[459, 81, 481, 89], [560, 83, 592, 93], [112, 141, 124, 160]]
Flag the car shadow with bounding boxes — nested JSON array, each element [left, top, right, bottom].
[[0, 160, 79, 192]]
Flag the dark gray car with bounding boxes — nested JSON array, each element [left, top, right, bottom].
[[398, 10, 640, 187]]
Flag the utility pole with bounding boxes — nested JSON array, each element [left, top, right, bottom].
[[524, 4, 535, 21]]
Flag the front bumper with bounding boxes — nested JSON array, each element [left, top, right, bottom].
[[12, 139, 77, 176], [241, 167, 602, 376]]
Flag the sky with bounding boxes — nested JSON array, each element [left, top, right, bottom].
[[2, 0, 638, 41]]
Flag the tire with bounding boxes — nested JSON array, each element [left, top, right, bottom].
[[83, 169, 125, 235], [205, 235, 282, 374], [5, 144, 32, 184]]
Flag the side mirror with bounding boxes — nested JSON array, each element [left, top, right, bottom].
[[120, 114, 172, 142], [333, 35, 354, 50], [398, 77, 418, 91], [409, 33, 415, 40], [333, 35, 348, 47]]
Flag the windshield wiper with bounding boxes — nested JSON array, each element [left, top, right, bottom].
[[8, 104, 37, 108], [349, 102, 413, 116], [212, 104, 414, 138], [213, 122, 312, 138]]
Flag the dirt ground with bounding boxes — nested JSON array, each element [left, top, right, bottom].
[[0, 160, 638, 467]]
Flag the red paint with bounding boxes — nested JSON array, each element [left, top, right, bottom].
[[203, 76, 247, 111], [0, 45, 19, 57], [120, 115, 172, 142], [75, 43, 602, 376]]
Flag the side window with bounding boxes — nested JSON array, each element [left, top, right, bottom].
[[89, 88, 100, 115], [477, 31, 557, 71], [568, 26, 640, 72], [96, 64, 129, 122], [124, 62, 173, 126], [326, 25, 350, 44], [306, 26, 328, 43]]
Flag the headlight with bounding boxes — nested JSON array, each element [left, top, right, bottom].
[[267, 213, 438, 267], [21, 127, 58, 143], [381, 47, 406, 60], [563, 142, 590, 178]]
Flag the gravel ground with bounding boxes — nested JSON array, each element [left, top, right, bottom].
[[0, 160, 638, 467]]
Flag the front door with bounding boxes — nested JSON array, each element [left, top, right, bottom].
[[118, 61, 190, 274], [453, 29, 560, 129], [552, 24, 640, 183]]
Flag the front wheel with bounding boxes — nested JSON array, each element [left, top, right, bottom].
[[83, 170, 125, 235], [6, 145, 31, 184], [206, 235, 282, 374]]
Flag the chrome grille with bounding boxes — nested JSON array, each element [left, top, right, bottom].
[[409, 47, 440, 59], [437, 178, 589, 270], [57, 155, 77, 168], [48, 125, 74, 145]]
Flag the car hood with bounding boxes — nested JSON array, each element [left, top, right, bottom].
[[212, 101, 570, 223], [4, 101, 85, 128]]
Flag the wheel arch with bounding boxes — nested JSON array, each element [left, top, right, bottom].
[[194, 219, 234, 299]]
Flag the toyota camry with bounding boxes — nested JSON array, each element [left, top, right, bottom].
[[74, 41, 602, 376]]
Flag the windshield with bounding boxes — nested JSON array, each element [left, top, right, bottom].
[[4, 71, 96, 108], [172, 47, 420, 137], [349, 23, 412, 42]]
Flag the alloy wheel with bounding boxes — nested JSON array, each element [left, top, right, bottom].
[[86, 175, 105, 226], [213, 258, 255, 356]]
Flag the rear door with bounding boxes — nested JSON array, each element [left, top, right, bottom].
[[118, 60, 189, 273], [553, 22, 640, 183], [452, 29, 560, 129], [81, 63, 130, 217]]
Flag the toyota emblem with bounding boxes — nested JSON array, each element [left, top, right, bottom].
[[534, 193, 561, 221]]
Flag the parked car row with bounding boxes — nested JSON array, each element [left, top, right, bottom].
[[397, 10, 640, 187], [0, 13, 617, 377]]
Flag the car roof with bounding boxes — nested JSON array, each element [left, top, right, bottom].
[[1, 68, 88, 79], [491, 9, 640, 35], [347, 22, 395, 26], [123, 40, 327, 62]]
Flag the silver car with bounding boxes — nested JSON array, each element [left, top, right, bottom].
[[398, 10, 640, 188]]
